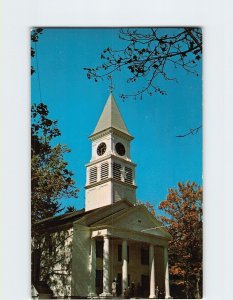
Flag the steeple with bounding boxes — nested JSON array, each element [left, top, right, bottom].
[[85, 92, 136, 211], [91, 93, 132, 138]]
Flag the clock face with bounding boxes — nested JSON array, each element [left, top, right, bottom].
[[115, 142, 125, 156], [97, 142, 106, 156]]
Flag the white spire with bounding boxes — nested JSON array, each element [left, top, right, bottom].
[[91, 93, 132, 137]]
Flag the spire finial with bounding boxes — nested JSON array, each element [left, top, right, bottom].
[[108, 75, 114, 93]]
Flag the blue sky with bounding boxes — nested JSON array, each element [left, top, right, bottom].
[[31, 28, 202, 213]]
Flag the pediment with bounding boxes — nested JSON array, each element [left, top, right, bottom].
[[92, 205, 171, 240]]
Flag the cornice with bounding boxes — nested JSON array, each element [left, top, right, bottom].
[[86, 154, 137, 167], [85, 177, 137, 190], [91, 225, 170, 243], [89, 127, 134, 142]]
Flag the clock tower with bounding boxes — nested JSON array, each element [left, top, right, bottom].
[[85, 93, 137, 211]]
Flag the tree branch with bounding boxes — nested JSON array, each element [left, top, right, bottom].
[[176, 125, 202, 138]]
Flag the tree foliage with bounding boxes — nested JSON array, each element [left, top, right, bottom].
[[65, 206, 77, 213], [31, 29, 78, 296], [158, 182, 202, 299], [136, 199, 156, 216], [31, 103, 79, 225], [84, 28, 202, 100], [32, 228, 73, 297], [41, 230, 73, 297], [31, 28, 43, 75]]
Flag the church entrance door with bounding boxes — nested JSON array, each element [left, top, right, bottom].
[[141, 274, 149, 298], [116, 273, 122, 296], [95, 269, 103, 296]]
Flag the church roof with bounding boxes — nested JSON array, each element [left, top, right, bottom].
[[33, 200, 171, 240], [33, 208, 89, 230], [33, 200, 133, 231], [91, 93, 132, 137]]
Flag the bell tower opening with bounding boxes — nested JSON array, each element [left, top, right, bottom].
[[85, 93, 137, 211]]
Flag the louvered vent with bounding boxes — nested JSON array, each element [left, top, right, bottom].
[[113, 162, 121, 181], [89, 166, 97, 184], [101, 162, 109, 180], [125, 167, 133, 184]]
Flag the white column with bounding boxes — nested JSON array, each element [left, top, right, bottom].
[[122, 240, 128, 295], [100, 235, 112, 297], [88, 238, 96, 298], [149, 244, 156, 298], [164, 247, 171, 299]]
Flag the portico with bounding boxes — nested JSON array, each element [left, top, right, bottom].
[[88, 223, 171, 299]]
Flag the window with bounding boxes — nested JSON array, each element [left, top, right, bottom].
[[96, 240, 103, 258], [125, 167, 133, 184], [118, 244, 129, 262], [113, 162, 121, 181], [89, 166, 97, 184], [141, 248, 149, 265], [100, 162, 109, 180], [31, 249, 41, 285], [115, 142, 125, 156], [118, 244, 122, 261]]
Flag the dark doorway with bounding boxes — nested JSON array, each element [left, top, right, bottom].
[[141, 274, 149, 298], [117, 273, 132, 296], [116, 273, 122, 296], [96, 269, 103, 295]]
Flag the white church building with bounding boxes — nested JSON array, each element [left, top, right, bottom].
[[33, 93, 172, 299]]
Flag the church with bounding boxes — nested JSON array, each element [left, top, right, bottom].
[[32, 93, 172, 299]]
